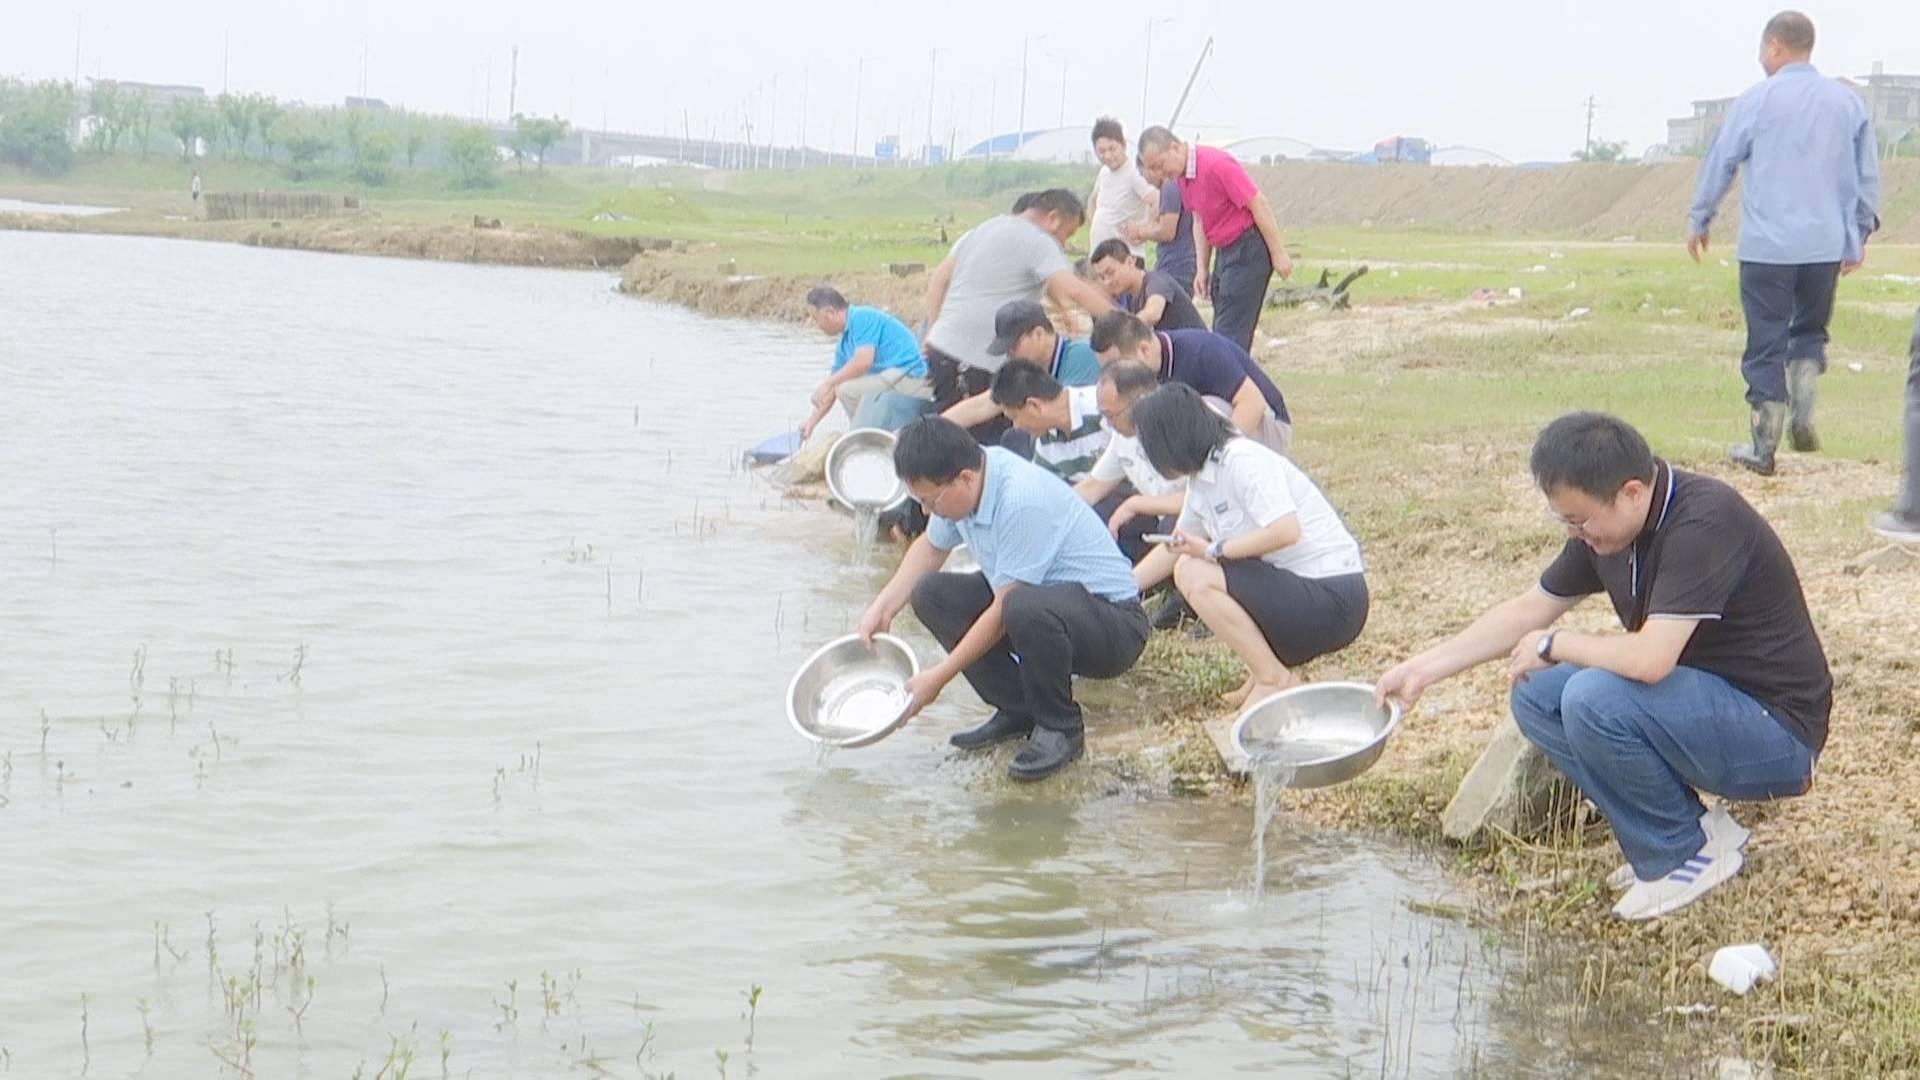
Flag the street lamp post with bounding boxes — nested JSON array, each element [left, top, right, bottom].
[[1142, 17, 1173, 133]]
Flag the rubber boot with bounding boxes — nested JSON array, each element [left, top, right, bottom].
[[1787, 359, 1822, 452], [1730, 402, 1788, 476]]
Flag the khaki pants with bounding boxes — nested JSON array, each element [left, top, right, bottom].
[[1201, 394, 1292, 457], [836, 371, 930, 419]]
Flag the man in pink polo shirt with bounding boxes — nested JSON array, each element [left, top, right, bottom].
[[1136, 126, 1293, 354]]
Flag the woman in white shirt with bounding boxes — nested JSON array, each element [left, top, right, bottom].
[[1086, 117, 1162, 256], [1130, 384, 1370, 710]]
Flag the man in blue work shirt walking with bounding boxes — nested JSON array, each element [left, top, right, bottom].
[[1688, 10, 1880, 476]]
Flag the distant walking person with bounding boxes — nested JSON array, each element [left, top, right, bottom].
[[1688, 10, 1880, 476], [1086, 117, 1161, 258], [1129, 153, 1197, 298], [922, 189, 1115, 443], [1136, 126, 1294, 354], [191, 170, 202, 204], [1871, 309, 1920, 543]]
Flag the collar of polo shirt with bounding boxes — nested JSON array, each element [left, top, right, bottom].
[[970, 452, 1008, 525]]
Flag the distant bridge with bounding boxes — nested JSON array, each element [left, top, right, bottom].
[[477, 120, 879, 170]]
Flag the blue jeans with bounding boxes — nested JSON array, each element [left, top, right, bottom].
[[850, 389, 931, 432], [1510, 664, 1815, 880]]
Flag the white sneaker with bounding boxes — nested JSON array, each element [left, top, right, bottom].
[[1611, 845, 1745, 921], [1605, 805, 1748, 893]]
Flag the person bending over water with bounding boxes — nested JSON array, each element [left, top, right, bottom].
[[1128, 383, 1368, 711]]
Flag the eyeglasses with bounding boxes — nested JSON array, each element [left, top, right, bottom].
[[1543, 508, 1595, 535], [913, 477, 959, 511]]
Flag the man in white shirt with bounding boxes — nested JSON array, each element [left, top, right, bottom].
[[1077, 361, 1198, 627], [1086, 117, 1161, 257]]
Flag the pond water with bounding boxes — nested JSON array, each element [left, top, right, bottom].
[[0, 230, 1672, 1078]]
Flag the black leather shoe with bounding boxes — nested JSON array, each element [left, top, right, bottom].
[[1008, 727, 1084, 781], [949, 710, 1035, 750], [1150, 590, 1192, 631]]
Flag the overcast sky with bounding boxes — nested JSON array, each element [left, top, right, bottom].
[[5, 1, 1915, 162]]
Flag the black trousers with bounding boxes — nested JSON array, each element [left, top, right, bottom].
[[1209, 229, 1273, 354], [927, 346, 1010, 444], [1738, 261, 1840, 406], [910, 573, 1149, 736]]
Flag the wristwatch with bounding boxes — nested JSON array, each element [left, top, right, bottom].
[[1536, 630, 1560, 662], [1205, 539, 1225, 563]]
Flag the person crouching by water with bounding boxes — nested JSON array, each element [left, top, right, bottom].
[[799, 286, 931, 440], [1375, 412, 1830, 922], [1128, 383, 1368, 711], [856, 416, 1150, 781]]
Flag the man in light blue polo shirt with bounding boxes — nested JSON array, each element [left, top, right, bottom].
[[801, 286, 931, 439], [1687, 10, 1880, 475], [857, 416, 1150, 780]]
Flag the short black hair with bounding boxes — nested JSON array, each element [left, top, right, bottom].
[[988, 360, 1064, 410], [1099, 360, 1159, 401], [1763, 10, 1815, 53], [1090, 310, 1154, 354], [805, 285, 848, 310], [1019, 188, 1086, 227], [1011, 191, 1036, 213], [893, 416, 984, 485], [1137, 125, 1177, 155], [1091, 116, 1125, 147], [1089, 238, 1134, 266], [1529, 412, 1656, 500], [1133, 383, 1234, 479]]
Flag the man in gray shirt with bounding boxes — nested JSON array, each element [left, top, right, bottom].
[[923, 189, 1114, 442], [1687, 10, 1879, 475]]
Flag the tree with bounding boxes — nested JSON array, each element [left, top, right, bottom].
[[253, 96, 284, 160], [510, 113, 569, 170], [0, 80, 77, 173], [217, 92, 257, 159], [127, 89, 155, 159], [86, 81, 130, 154], [353, 128, 396, 185], [271, 111, 333, 180], [1573, 138, 1628, 163], [444, 124, 499, 188], [403, 114, 429, 168], [168, 97, 213, 161]]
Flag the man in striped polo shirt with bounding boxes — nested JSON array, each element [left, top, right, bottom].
[[989, 361, 1156, 563]]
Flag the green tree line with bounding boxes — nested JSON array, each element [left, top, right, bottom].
[[0, 77, 575, 190]]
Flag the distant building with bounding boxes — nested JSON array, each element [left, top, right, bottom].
[[344, 96, 390, 112], [1665, 97, 1734, 155], [1852, 63, 1920, 147], [956, 127, 1094, 165], [1667, 65, 1919, 155], [94, 79, 206, 111], [1222, 135, 1317, 165], [1430, 145, 1514, 167]]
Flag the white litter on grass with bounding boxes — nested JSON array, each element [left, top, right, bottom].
[[1508, 287, 1524, 299], [1849, 362, 1866, 373], [1709, 944, 1777, 995], [1880, 274, 1920, 286], [1565, 307, 1592, 321], [1524, 264, 1549, 273], [1549, 251, 1565, 260]]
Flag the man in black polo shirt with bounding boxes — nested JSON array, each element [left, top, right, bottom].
[[1376, 413, 1829, 922], [1088, 239, 1208, 332], [1090, 311, 1291, 455]]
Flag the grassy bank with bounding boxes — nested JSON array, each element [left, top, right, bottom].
[[9, 159, 1920, 1072]]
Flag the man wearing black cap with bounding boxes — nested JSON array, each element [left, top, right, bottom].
[[943, 299, 1105, 432]]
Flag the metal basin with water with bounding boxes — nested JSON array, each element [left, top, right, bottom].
[[786, 633, 919, 748], [824, 428, 909, 513], [942, 543, 981, 575], [1230, 682, 1404, 788]]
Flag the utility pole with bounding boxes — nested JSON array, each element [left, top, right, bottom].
[[852, 58, 863, 168], [1583, 95, 1598, 160], [926, 49, 938, 165], [223, 32, 231, 95], [770, 75, 779, 169], [508, 45, 519, 119], [1018, 37, 1031, 143], [1058, 60, 1067, 129], [484, 57, 492, 120], [800, 67, 809, 168], [1142, 18, 1172, 133]]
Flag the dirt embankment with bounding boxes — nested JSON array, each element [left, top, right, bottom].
[[1248, 159, 1920, 242], [618, 256, 934, 326], [0, 209, 670, 270]]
